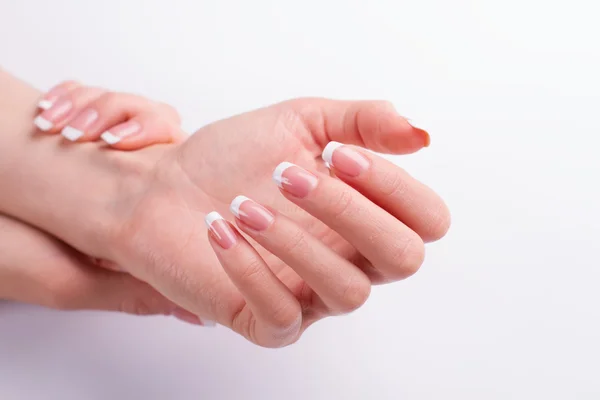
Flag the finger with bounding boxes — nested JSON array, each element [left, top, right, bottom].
[[288, 98, 429, 154], [37, 80, 80, 110], [59, 92, 171, 143], [322, 142, 451, 242], [33, 86, 105, 134], [99, 112, 187, 150], [204, 211, 302, 347], [50, 262, 177, 316], [272, 162, 425, 281], [229, 196, 371, 316]]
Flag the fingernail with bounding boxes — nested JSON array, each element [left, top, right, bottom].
[[61, 108, 98, 141], [38, 86, 72, 110], [172, 308, 208, 326], [230, 195, 274, 231], [100, 121, 141, 144], [204, 211, 237, 249], [272, 162, 318, 198], [38, 99, 53, 110], [406, 119, 430, 147], [321, 142, 370, 178], [33, 98, 73, 131]]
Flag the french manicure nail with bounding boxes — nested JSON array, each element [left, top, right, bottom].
[[204, 211, 237, 249], [100, 121, 141, 144], [33, 98, 73, 131], [272, 162, 318, 198], [61, 108, 98, 141], [322, 142, 370, 177], [33, 116, 54, 131], [38, 99, 53, 110], [230, 195, 274, 231], [37, 86, 72, 110]]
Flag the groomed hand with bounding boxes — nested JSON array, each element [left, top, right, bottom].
[[86, 98, 451, 347]]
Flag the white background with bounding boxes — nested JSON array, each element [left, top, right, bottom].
[[1, 0, 599, 399]]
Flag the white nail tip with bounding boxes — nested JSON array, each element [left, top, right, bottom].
[[230, 195, 250, 218], [100, 131, 121, 145], [38, 99, 53, 110], [272, 161, 296, 188], [33, 116, 53, 131], [204, 211, 224, 228], [61, 126, 83, 141], [321, 141, 344, 165], [203, 320, 217, 327]]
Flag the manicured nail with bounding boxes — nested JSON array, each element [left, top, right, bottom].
[[322, 142, 370, 178], [38, 99, 53, 110], [204, 211, 237, 249], [61, 108, 99, 141], [33, 116, 53, 131], [230, 195, 274, 231], [406, 119, 430, 147], [37, 85, 72, 110], [33, 98, 73, 131], [100, 121, 141, 144], [272, 162, 318, 198]]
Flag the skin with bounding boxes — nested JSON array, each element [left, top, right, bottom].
[[0, 79, 203, 323], [0, 73, 450, 347]]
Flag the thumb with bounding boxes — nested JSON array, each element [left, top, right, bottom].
[[288, 98, 430, 154]]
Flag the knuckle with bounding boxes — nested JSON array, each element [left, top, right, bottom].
[[379, 168, 409, 197], [238, 256, 268, 283], [280, 228, 309, 255], [95, 91, 121, 109], [324, 187, 355, 219], [270, 301, 302, 333], [158, 102, 182, 123], [386, 235, 425, 280], [339, 274, 371, 314]]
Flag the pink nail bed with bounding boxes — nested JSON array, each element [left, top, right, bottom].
[[272, 162, 318, 198], [100, 120, 141, 144], [229, 196, 274, 231], [321, 142, 370, 177], [205, 212, 237, 249]]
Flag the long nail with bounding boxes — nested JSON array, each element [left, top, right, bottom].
[[272, 162, 318, 198], [230, 195, 274, 231], [33, 98, 73, 131], [204, 212, 237, 249], [322, 142, 370, 177], [100, 121, 141, 144], [61, 108, 99, 141]]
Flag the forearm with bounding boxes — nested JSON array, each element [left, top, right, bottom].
[[0, 70, 128, 256]]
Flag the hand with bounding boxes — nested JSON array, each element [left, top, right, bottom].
[[34, 80, 186, 148], [0, 82, 208, 325], [97, 98, 450, 347]]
